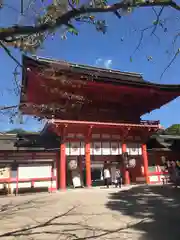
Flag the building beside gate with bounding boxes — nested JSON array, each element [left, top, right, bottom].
[[1, 55, 180, 192], [146, 134, 180, 184], [1, 130, 180, 193], [0, 131, 59, 194]]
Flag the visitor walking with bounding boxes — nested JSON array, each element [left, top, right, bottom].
[[103, 164, 111, 188], [115, 166, 122, 188]]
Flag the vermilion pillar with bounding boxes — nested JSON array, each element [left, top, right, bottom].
[[60, 142, 66, 190], [142, 144, 150, 184], [122, 143, 130, 185], [56, 152, 59, 190], [85, 141, 91, 187]]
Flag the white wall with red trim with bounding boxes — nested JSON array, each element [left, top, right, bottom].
[[0, 152, 57, 193]]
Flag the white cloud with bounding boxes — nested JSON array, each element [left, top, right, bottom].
[[95, 58, 113, 69], [104, 59, 112, 69], [95, 58, 103, 65]]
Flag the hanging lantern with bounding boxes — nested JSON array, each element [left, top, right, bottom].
[[128, 158, 136, 168], [161, 156, 166, 164], [68, 158, 78, 170]]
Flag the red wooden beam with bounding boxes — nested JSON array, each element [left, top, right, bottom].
[[0, 177, 56, 183], [50, 119, 160, 129]]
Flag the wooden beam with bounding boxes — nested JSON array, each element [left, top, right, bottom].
[[51, 119, 160, 129]]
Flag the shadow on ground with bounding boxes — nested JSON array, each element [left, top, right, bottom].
[[1, 185, 180, 239], [106, 185, 180, 240]]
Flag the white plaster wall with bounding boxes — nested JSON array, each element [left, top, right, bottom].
[[34, 181, 51, 188], [18, 164, 52, 179], [16, 182, 31, 188], [12, 163, 56, 193]]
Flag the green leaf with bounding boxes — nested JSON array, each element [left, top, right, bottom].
[[130, 56, 133, 62], [147, 56, 153, 61], [153, 20, 158, 25], [68, 26, 78, 35], [101, 0, 108, 6], [72, 0, 79, 5]]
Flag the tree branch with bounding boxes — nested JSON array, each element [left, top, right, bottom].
[[0, 105, 19, 111], [0, 41, 22, 67], [131, 25, 154, 57], [160, 48, 180, 80], [172, 31, 180, 51], [0, 1, 179, 41], [151, 6, 164, 36]]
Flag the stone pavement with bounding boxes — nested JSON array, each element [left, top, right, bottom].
[[0, 185, 180, 240]]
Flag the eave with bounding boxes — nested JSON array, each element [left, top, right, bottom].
[[20, 55, 180, 121], [22, 55, 180, 91]]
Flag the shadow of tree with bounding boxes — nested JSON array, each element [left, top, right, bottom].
[[0, 203, 130, 239], [106, 185, 180, 240], [2, 186, 180, 239], [0, 194, 55, 220], [0, 201, 146, 239]]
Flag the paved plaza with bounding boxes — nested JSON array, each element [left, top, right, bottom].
[[0, 185, 180, 240]]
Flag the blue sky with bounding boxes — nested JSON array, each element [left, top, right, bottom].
[[0, 1, 180, 131]]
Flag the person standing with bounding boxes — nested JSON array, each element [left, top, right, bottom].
[[103, 164, 111, 188], [115, 166, 122, 188]]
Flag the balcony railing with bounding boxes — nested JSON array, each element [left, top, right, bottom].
[[140, 120, 160, 126]]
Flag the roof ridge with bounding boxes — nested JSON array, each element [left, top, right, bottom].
[[31, 55, 143, 79]]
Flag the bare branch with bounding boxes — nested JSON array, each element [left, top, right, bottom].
[[68, 0, 76, 10], [13, 65, 21, 96], [152, 6, 158, 16], [0, 41, 22, 67], [0, 105, 18, 111], [2, 3, 19, 13], [131, 8, 168, 60], [151, 6, 164, 36], [0, 1, 179, 41], [160, 48, 180, 80], [172, 31, 180, 52], [131, 25, 154, 57]]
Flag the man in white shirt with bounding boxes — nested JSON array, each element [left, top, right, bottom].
[[103, 164, 111, 188]]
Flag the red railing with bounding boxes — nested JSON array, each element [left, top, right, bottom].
[[0, 177, 56, 183]]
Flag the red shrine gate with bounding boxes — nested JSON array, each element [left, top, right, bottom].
[[18, 55, 180, 190], [47, 119, 160, 189]]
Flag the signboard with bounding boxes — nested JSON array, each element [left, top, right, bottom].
[[0, 167, 10, 179], [71, 170, 82, 188]]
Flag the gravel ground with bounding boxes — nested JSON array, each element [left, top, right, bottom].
[[0, 185, 180, 240]]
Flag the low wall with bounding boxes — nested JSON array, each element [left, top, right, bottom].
[[0, 151, 57, 194]]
